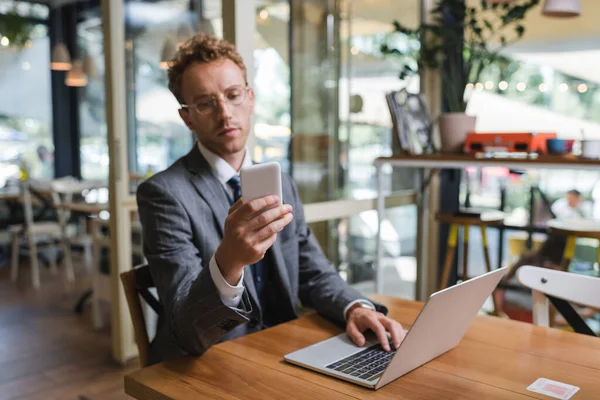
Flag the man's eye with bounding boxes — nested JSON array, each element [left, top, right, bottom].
[[196, 100, 213, 108], [227, 93, 241, 100]]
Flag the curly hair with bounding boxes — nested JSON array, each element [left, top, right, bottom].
[[167, 34, 247, 104]]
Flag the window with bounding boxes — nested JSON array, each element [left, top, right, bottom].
[[0, 6, 52, 185]]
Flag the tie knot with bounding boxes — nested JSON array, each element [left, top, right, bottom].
[[227, 175, 241, 189], [227, 175, 242, 203]]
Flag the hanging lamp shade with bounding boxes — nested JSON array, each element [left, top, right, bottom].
[[65, 61, 87, 87], [542, 0, 581, 17], [82, 54, 97, 77], [51, 42, 72, 70], [159, 37, 177, 70]]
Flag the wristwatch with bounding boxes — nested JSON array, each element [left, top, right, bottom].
[[356, 300, 376, 312]]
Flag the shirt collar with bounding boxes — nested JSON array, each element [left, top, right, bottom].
[[196, 141, 253, 186]]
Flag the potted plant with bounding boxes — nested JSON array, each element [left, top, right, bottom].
[[0, 10, 35, 48], [381, 0, 540, 153]]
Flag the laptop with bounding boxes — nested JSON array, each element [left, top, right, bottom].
[[284, 266, 507, 390]]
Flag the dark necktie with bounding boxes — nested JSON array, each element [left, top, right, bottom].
[[227, 175, 242, 204], [226, 175, 270, 327]]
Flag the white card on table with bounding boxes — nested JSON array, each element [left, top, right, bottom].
[[527, 378, 580, 400]]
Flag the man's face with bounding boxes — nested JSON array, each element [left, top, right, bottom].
[[178, 59, 254, 159], [567, 193, 581, 208]]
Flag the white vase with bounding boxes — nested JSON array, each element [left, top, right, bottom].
[[438, 113, 476, 153]]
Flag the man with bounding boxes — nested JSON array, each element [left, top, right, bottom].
[[551, 189, 591, 220], [137, 34, 404, 365]]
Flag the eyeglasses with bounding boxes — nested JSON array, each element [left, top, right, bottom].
[[181, 85, 249, 115]]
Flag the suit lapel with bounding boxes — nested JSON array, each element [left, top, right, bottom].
[[184, 146, 261, 305], [184, 146, 230, 237]]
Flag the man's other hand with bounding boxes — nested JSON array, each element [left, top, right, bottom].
[[215, 195, 293, 285], [346, 306, 405, 351]]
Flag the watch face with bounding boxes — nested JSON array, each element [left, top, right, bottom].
[[360, 302, 375, 311]]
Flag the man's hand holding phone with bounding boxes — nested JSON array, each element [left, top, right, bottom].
[[215, 162, 291, 286], [215, 196, 293, 285]]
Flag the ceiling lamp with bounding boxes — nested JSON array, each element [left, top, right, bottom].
[[65, 61, 87, 87], [51, 42, 72, 70], [542, 0, 581, 17], [159, 37, 177, 70]]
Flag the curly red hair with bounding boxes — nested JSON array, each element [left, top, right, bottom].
[[167, 34, 247, 104]]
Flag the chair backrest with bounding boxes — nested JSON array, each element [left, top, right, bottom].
[[20, 180, 35, 228], [120, 264, 162, 367], [517, 265, 599, 336], [20, 178, 53, 229]]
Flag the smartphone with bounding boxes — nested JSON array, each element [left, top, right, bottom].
[[240, 162, 283, 206]]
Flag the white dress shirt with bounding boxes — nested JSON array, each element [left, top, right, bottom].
[[198, 141, 374, 319]]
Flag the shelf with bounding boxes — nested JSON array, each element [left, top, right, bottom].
[[375, 154, 600, 171]]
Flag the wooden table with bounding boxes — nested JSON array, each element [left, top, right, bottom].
[[373, 154, 600, 300], [124, 295, 600, 399]]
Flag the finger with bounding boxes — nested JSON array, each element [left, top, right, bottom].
[[254, 232, 278, 257], [380, 317, 405, 349], [367, 318, 390, 352], [252, 213, 293, 243], [346, 321, 366, 347], [236, 195, 280, 219], [247, 204, 293, 231], [228, 198, 244, 215]]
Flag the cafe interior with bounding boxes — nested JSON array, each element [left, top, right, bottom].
[[0, 0, 599, 398]]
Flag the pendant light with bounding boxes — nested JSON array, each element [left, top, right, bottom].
[[542, 0, 581, 17], [65, 60, 87, 87], [51, 42, 72, 70]]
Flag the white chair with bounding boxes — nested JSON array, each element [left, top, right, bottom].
[[516, 265, 599, 334], [50, 178, 95, 273], [10, 179, 74, 289]]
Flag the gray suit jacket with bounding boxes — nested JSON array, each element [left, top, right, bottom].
[[137, 146, 386, 364]]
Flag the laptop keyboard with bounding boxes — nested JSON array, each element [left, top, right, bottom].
[[325, 340, 396, 381]]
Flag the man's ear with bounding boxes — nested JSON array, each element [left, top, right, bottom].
[[179, 108, 194, 131], [247, 87, 255, 113]]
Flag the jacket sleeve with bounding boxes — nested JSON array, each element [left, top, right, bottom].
[[288, 177, 388, 327], [137, 177, 252, 357]]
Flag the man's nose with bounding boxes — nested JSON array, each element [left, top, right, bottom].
[[215, 98, 233, 120]]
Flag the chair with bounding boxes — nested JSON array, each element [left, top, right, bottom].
[[120, 264, 162, 367], [516, 265, 599, 336], [10, 179, 74, 289], [50, 178, 95, 272]]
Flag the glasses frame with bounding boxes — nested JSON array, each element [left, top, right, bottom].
[[180, 85, 250, 115]]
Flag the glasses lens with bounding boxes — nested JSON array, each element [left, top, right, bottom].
[[225, 86, 246, 106], [193, 86, 246, 114]]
